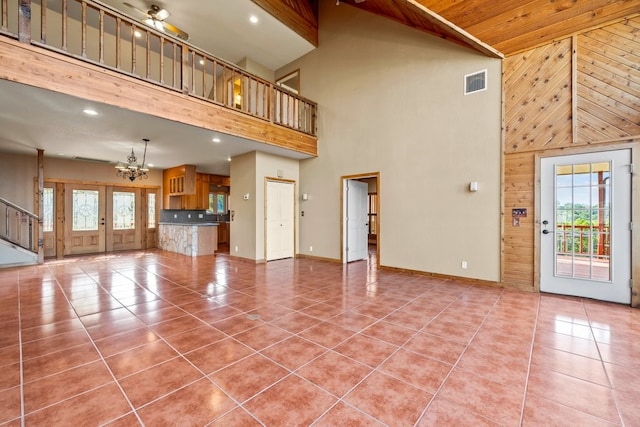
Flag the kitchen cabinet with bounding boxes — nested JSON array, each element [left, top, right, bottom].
[[163, 167, 230, 210], [217, 222, 229, 244]]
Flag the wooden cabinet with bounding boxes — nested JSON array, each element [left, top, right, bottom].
[[217, 222, 229, 244], [163, 166, 230, 210]]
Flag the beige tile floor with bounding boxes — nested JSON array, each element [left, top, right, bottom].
[[1, 249, 639, 426]]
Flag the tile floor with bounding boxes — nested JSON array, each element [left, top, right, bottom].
[[1, 249, 639, 426]]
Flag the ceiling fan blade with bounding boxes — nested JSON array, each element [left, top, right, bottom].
[[161, 21, 189, 40], [154, 8, 170, 21], [123, 2, 150, 18]]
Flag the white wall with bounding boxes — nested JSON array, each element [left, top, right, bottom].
[[0, 153, 37, 210], [229, 151, 257, 259], [279, 3, 503, 281], [230, 151, 300, 261], [0, 152, 162, 211]]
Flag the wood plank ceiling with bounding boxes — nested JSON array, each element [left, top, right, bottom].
[[262, 0, 640, 57]]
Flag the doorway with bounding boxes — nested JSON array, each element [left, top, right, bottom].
[[540, 149, 631, 304], [42, 181, 158, 258], [342, 173, 380, 264], [265, 179, 295, 261]]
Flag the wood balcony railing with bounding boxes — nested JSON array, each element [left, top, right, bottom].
[[0, 197, 38, 254], [0, 0, 317, 136]]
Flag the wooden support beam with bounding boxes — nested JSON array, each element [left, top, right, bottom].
[[37, 149, 44, 264]]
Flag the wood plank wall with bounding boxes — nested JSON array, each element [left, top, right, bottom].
[[502, 17, 640, 295]]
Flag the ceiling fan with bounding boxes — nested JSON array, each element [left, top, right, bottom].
[[123, 3, 189, 40]]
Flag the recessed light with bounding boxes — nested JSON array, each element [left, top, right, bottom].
[[249, 15, 258, 24], [227, 157, 231, 162], [83, 108, 99, 116], [212, 137, 221, 143]]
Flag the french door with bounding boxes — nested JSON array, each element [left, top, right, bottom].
[[59, 183, 157, 256], [540, 150, 631, 304]]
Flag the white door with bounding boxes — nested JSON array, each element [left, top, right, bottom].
[[266, 180, 295, 261], [540, 150, 631, 304], [345, 180, 369, 262]]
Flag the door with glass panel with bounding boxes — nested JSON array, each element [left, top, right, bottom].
[[540, 150, 631, 304], [64, 184, 106, 255], [107, 187, 141, 252]]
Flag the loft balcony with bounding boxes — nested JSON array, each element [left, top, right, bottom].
[[0, 0, 317, 157]]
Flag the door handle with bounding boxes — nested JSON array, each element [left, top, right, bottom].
[[542, 229, 550, 234]]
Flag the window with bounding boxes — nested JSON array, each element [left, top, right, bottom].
[[113, 191, 136, 230], [42, 187, 54, 232], [209, 192, 227, 214], [72, 189, 100, 231], [148, 193, 156, 229]]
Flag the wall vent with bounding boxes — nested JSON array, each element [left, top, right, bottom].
[[73, 156, 111, 164], [464, 70, 487, 95]]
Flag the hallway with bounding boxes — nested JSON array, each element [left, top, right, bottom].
[[0, 250, 638, 425]]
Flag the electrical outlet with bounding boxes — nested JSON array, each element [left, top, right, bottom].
[[188, 214, 191, 218], [461, 261, 468, 269], [198, 214, 203, 218], [173, 214, 177, 219], [234, 246, 238, 252], [309, 246, 313, 252]]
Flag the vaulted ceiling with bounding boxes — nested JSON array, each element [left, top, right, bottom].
[[259, 0, 640, 57]]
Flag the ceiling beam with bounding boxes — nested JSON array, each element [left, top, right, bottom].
[[252, 0, 319, 47]]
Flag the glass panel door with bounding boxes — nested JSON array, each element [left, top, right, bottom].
[[64, 184, 106, 255], [540, 150, 631, 304], [107, 187, 141, 252]]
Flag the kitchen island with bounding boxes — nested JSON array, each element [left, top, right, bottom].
[[158, 222, 218, 256]]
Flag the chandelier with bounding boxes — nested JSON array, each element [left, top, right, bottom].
[[115, 138, 150, 181]]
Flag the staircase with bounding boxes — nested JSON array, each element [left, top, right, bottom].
[[0, 197, 39, 267]]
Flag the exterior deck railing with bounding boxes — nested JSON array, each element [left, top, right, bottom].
[[556, 224, 610, 257], [0, 0, 317, 136]]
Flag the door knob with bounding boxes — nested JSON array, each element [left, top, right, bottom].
[[542, 229, 550, 234]]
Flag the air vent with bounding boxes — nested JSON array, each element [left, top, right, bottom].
[[464, 70, 487, 95], [73, 156, 111, 164]]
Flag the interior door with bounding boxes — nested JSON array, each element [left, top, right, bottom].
[[345, 180, 368, 262], [64, 184, 106, 255], [266, 180, 295, 261], [540, 150, 631, 304], [107, 187, 141, 252]]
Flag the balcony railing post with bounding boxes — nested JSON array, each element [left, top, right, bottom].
[[18, 0, 31, 43], [181, 44, 189, 94]]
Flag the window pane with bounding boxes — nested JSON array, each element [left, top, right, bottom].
[[554, 161, 611, 281], [73, 190, 99, 231], [148, 193, 156, 229], [216, 194, 225, 213], [43, 187, 54, 232], [113, 191, 135, 230]]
